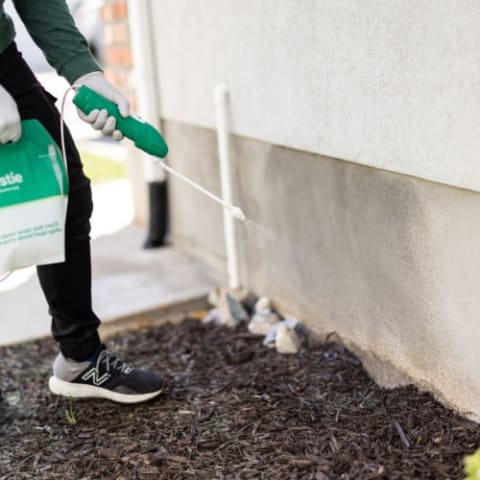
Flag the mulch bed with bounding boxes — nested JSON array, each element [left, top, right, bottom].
[[0, 317, 479, 479]]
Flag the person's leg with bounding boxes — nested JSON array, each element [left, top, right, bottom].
[[1, 43, 164, 403], [0, 43, 101, 361]]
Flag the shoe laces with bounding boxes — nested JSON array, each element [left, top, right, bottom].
[[97, 350, 134, 375]]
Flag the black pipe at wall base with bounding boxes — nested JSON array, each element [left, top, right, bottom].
[[143, 180, 169, 249]]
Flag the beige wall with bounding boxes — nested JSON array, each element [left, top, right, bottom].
[[124, 1, 480, 419], [152, 0, 480, 192], [164, 119, 480, 420]]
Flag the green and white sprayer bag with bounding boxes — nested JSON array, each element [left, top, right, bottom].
[[0, 119, 69, 275]]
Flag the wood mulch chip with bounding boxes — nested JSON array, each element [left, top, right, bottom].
[[0, 318, 479, 479]]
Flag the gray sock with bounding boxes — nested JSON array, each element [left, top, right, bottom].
[[53, 352, 91, 382]]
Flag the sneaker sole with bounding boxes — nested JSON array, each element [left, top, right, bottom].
[[48, 376, 164, 404]]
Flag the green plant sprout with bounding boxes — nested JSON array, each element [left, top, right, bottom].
[[464, 449, 480, 480], [65, 397, 77, 426]]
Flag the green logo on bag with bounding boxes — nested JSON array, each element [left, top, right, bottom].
[[0, 120, 69, 208], [0, 172, 24, 191]]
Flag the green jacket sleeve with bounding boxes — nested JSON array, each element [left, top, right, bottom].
[[12, 0, 101, 84]]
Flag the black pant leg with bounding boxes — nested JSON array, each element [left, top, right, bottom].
[[0, 43, 101, 360]]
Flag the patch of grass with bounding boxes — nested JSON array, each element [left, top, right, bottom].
[[80, 151, 126, 184]]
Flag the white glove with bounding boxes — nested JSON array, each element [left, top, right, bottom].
[[74, 71, 130, 141], [0, 85, 21, 144]]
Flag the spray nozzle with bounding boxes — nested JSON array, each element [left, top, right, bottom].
[[230, 206, 246, 222]]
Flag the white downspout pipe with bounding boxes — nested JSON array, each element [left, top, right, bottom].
[[126, 0, 169, 247], [214, 84, 240, 289], [126, 0, 164, 183]]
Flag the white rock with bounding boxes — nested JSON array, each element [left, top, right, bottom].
[[218, 292, 248, 327], [208, 286, 250, 307], [282, 317, 300, 329], [254, 296, 271, 312], [207, 287, 222, 307], [275, 324, 301, 354], [248, 311, 280, 336], [263, 322, 280, 348], [202, 308, 222, 325], [249, 296, 279, 335]]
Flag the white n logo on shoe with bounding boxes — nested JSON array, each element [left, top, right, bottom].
[[81, 368, 111, 386]]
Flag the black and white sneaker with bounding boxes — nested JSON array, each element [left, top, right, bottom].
[[48, 345, 165, 404]]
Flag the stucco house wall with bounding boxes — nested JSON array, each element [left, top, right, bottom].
[[136, 1, 480, 419]]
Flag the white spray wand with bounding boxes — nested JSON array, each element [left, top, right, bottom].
[[68, 85, 246, 222], [152, 158, 246, 221]]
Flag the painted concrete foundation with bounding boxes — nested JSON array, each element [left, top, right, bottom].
[[164, 119, 480, 420]]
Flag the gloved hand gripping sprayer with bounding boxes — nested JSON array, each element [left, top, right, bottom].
[[72, 85, 246, 222]]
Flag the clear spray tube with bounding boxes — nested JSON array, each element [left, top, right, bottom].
[[62, 85, 247, 222]]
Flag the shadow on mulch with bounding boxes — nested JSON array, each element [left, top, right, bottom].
[[0, 318, 479, 479]]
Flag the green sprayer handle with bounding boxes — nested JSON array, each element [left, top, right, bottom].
[[73, 85, 168, 158]]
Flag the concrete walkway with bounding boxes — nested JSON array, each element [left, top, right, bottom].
[[0, 182, 221, 346]]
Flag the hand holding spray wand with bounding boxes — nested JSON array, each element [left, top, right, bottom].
[[72, 85, 246, 222]]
